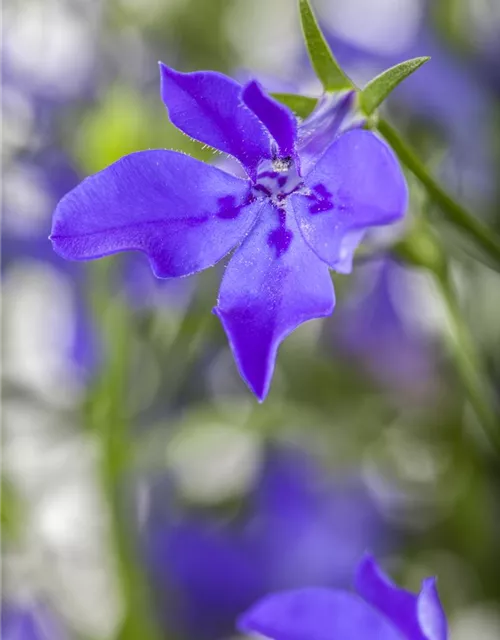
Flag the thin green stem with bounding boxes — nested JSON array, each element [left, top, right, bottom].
[[146, 268, 218, 405], [87, 262, 161, 640], [377, 118, 500, 269], [433, 265, 500, 454]]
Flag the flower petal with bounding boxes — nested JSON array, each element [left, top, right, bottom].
[[238, 587, 404, 640], [242, 80, 297, 159], [355, 554, 447, 640], [51, 150, 259, 278], [417, 579, 448, 640], [332, 229, 366, 274], [297, 90, 359, 176], [291, 129, 407, 272], [214, 204, 334, 401], [159, 64, 272, 180]]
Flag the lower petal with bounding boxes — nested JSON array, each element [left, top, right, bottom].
[[51, 150, 257, 278], [238, 587, 404, 640], [214, 205, 334, 401], [293, 129, 407, 273]]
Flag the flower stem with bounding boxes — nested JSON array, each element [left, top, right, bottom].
[[377, 118, 500, 270], [86, 262, 161, 640], [432, 264, 500, 454]]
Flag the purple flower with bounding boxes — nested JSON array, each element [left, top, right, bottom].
[[334, 258, 437, 397], [1, 601, 66, 640], [2, 151, 98, 380], [238, 554, 448, 640], [146, 447, 389, 640], [51, 65, 407, 400]]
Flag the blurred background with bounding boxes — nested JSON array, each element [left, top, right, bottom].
[[2, 0, 500, 639]]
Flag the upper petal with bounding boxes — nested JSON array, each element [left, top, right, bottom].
[[355, 554, 448, 640], [242, 81, 297, 159], [417, 579, 448, 640], [159, 64, 272, 180], [292, 129, 407, 273], [51, 150, 258, 278], [214, 203, 334, 401], [238, 587, 404, 640], [297, 90, 359, 176]]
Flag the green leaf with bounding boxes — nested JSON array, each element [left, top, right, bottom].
[[271, 93, 318, 119], [299, 0, 353, 92], [361, 57, 430, 115]]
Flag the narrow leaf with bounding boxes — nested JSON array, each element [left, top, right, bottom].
[[271, 93, 318, 119], [361, 56, 430, 115], [299, 0, 353, 92]]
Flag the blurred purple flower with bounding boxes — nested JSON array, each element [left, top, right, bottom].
[[146, 447, 390, 640], [334, 259, 437, 397], [2, 150, 98, 379], [51, 65, 407, 400], [1, 601, 66, 640], [2, 0, 97, 106], [239, 554, 447, 640]]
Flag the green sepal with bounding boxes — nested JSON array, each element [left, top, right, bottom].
[[361, 57, 430, 115], [299, 0, 353, 92], [271, 93, 318, 119]]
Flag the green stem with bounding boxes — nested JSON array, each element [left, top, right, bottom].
[[433, 264, 500, 454], [148, 268, 219, 405], [377, 118, 500, 269], [87, 263, 161, 640]]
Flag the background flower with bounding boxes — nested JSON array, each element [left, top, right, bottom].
[[145, 445, 390, 640], [238, 554, 447, 640]]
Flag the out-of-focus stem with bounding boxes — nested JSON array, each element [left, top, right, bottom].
[[394, 223, 500, 453], [433, 264, 500, 454], [87, 262, 160, 640]]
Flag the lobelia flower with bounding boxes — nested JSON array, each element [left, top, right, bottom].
[[238, 553, 448, 640], [146, 446, 390, 640], [50, 64, 407, 400]]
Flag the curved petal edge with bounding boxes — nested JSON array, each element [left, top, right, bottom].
[[51, 149, 257, 278], [214, 203, 334, 401]]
